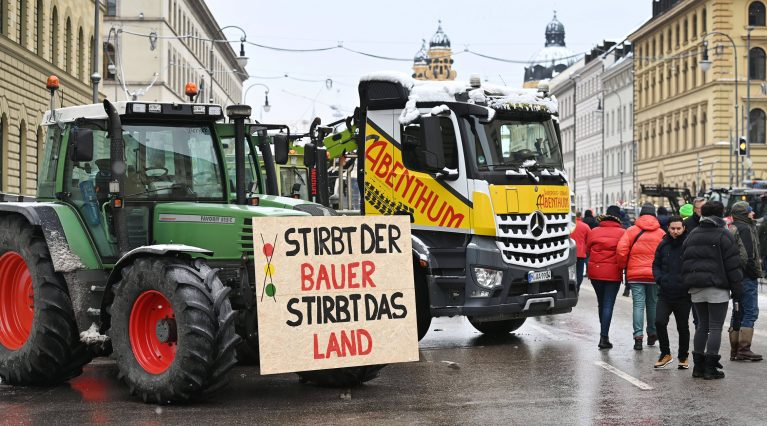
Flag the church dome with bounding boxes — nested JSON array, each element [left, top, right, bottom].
[[414, 39, 428, 64], [545, 12, 565, 47], [430, 21, 450, 48], [524, 11, 576, 83]]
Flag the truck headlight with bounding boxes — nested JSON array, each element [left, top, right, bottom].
[[473, 267, 503, 289], [568, 263, 577, 282]]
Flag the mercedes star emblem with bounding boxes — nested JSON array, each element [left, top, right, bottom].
[[529, 211, 546, 238]]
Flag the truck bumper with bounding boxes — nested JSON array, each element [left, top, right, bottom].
[[427, 235, 578, 321]]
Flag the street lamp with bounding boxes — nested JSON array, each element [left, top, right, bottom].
[[243, 83, 271, 120], [700, 33, 740, 185], [207, 25, 249, 103]]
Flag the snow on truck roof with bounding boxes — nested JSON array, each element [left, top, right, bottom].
[[42, 101, 224, 125], [360, 71, 558, 115]]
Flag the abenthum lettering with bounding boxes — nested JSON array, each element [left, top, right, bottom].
[[365, 138, 464, 228], [535, 193, 569, 210]]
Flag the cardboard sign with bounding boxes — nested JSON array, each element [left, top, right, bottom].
[[253, 215, 419, 375]]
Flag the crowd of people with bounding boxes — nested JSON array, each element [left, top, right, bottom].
[[571, 198, 764, 380]]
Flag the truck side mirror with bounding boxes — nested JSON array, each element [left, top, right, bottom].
[[303, 143, 316, 168], [71, 128, 94, 162], [273, 134, 289, 165], [419, 116, 445, 171]]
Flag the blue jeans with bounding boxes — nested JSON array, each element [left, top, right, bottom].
[[576, 258, 587, 291], [630, 283, 658, 338], [592, 280, 620, 337], [731, 277, 760, 329]]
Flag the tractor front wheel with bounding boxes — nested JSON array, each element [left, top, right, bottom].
[[108, 257, 238, 403], [0, 216, 90, 385], [297, 365, 386, 388]]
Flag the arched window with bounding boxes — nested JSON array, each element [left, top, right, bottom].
[[77, 27, 84, 80], [34, 0, 42, 54], [702, 8, 707, 33], [106, 0, 116, 16], [50, 6, 58, 65], [64, 18, 72, 73], [750, 109, 766, 145], [749, 47, 766, 80], [103, 43, 115, 80], [750, 1, 766, 26], [17, 0, 26, 46]]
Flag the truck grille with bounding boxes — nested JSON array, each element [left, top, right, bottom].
[[495, 213, 570, 268]]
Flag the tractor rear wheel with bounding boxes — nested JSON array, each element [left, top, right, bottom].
[[468, 317, 527, 336], [234, 306, 260, 365], [108, 257, 238, 403], [297, 365, 386, 388], [0, 216, 90, 385]]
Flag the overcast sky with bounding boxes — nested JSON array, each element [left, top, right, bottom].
[[206, 0, 650, 130]]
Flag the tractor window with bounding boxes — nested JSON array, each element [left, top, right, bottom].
[[37, 125, 63, 198], [221, 136, 259, 194]]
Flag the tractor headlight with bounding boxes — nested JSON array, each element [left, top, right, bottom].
[[473, 267, 503, 289]]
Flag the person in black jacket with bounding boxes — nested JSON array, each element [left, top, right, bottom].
[[653, 216, 691, 369], [682, 201, 743, 380], [583, 209, 599, 229]]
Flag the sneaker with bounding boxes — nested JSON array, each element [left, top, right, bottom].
[[655, 354, 673, 368], [678, 358, 689, 369], [647, 334, 658, 346], [634, 338, 643, 351]]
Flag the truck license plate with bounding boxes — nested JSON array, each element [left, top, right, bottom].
[[527, 270, 551, 283]]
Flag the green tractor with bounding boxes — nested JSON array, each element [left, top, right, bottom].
[[0, 95, 380, 403]]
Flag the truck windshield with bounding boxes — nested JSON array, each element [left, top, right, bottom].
[[473, 118, 562, 170]]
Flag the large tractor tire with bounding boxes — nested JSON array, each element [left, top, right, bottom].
[[468, 317, 527, 336], [297, 365, 386, 388], [0, 216, 91, 385], [108, 257, 238, 403], [234, 306, 260, 365]]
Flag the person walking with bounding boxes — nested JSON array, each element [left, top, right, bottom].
[[758, 215, 767, 276], [572, 211, 591, 292], [681, 201, 743, 380], [583, 209, 599, 229], [617, 203, 666, 350], [652, 216, 691, 369], [586, 205, 626, 349], [657, 206, 671, 232], [683, 197, 706, 233], [727, 202, 763, 362]]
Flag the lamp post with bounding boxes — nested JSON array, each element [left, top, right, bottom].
[[243, 83, 271, 121], [91, 0, 101, 103], [207, 26, 249, 103], [699, 32, 739, 186]]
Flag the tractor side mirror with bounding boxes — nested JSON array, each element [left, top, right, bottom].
[[71, 128, 94, 162], [273, 134, 289, 165], [419, 116, 445, 172], [303, 143, 316, 168]]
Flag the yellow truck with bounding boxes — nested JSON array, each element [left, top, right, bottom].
[[317, 73, 578, 339]]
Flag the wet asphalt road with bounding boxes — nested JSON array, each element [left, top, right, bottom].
[[2, 280, 767, 425]]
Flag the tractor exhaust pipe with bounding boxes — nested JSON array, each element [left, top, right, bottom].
[[227, 105, 252, 205], [103, 100, 130, 256]]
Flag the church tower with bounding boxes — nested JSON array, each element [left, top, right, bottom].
[[412, 21, 457, 81], [412, 39, 429, 80]]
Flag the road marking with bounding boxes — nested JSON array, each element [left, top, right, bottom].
[[594, 361, 654, 390]]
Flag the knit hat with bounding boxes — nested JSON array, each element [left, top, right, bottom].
[[605, 205, 621, 218], [639, 203, 656, 217], [657, 206, 669, 216], [731, 201, 751, 220], [679, 203, 693, 219]]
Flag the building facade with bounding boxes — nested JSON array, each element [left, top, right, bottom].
[[411, 22, 456, 81], [549, 58, 584, 198], [102, 0, 247, 105], [630, 0, 767, 198], [602, 44, 635, 207], [0, 0, 100, 195]]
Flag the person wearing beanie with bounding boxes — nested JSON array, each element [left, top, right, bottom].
[[726, 201, 764, 362], [652, 216, 692, 369], [657, 206, 671, 232], [681, 201, 743, 379], [586, 205, 626, 349], [680, 204, 694, 220], [572, 211, 591, 292], [583, 209, 599, 229], [617, 202, 666, 350]]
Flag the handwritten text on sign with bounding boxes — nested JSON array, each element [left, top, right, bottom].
[[254, 216, 419, 375]]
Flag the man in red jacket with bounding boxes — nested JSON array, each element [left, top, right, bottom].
[[617, 203, 667, 350], [572, 211, 591, 292], [586, 205, 626, 349]]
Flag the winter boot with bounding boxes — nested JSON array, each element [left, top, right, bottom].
[[728, 327, 740, 361], [703, 354, 725, 380], [736, 327, 764, 361], [633, 337, 643, 350], [598, 335, 613, 349], [692, 352, 705, 378], [647, 334, 658, 346]]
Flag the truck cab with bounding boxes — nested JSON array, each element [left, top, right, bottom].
[[356, 73, 577, 337]]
